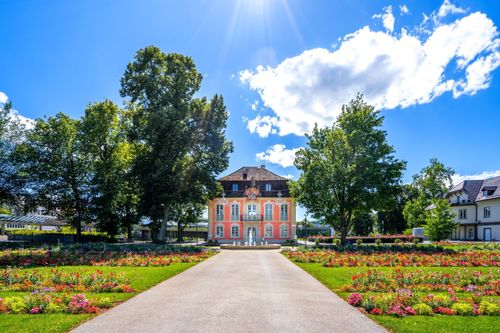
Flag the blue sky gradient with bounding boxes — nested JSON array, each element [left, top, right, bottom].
[[1, 1, 499, 218]]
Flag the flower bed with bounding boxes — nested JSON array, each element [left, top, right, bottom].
[[0, 292, 109, 314], [0, 268, 134, 292], [307, 235, 421, 244], [0, 249, 214, 267], [346, 289, 500, 316], [284, 250, 500, 267], [342, 269, 500, 294]]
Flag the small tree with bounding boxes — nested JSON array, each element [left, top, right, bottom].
[[425, 199, 456, 241], [403, 159, 454, 228]]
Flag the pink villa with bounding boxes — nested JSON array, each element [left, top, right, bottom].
[[208, 166, 296, 244]]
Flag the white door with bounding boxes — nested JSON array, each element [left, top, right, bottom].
[[247, 204, 257, 216], [484, 228, 492, 241]]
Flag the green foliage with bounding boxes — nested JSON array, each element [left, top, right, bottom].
[[403, 195, 428, 228], [4, 296, 27, 314], [479, 301, 500, 315], [404, 159, 455, 228], [451, 303, 474, 316], [120, 46, 232, 241], [425, 199, 456, 241], [292, 95, 406, 245], [413, 303, 433, 315], [0, 100, 26, 207], [80, 100, 139, 237], [14, 113, 91, 241]]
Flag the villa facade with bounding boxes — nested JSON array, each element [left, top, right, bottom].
[[446, 176, 500, 241], [207, 166, 296, 244]]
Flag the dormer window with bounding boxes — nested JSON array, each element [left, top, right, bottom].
[[243, 173, 247, 180], [482, 186, 496, 197], [232, 183, 239, 191]]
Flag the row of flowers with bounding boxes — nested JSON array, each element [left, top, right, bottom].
[[341, 269, 499, 295], [346, 289, 500, 316], [0, 249, 214, 267], [0, 268, 134, 293], [307, 235, 421, 244], [284, 250, 499, 267], [0, 292, 113, 314]]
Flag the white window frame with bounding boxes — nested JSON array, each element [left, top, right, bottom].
[[265, 203, 273, 221], [265, 183, 272, 191], [484, 206, 491, 219], [216, 204, 224, 221], [232, 183, 239, 191], [264, 224, 273, 238], [280, 224, 288, 238], [231, 203, 240, 221], [215, 224, 224, 238], [231, 224, 240, 238], [459, 209, 467, 220], [468, 228, 474, 240], [280, 203, 288, 221]]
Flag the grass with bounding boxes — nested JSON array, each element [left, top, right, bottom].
[[0, 262, 201, 333], [292, 262, 499, 333]]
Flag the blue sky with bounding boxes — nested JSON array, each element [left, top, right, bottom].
[[1, 0, 500, 219]]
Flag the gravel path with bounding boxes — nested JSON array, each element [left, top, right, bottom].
[[71, 249, 386, 333]]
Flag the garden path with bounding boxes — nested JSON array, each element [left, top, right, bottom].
[[71, 249, 386, 333]]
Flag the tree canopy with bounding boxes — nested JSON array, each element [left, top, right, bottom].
[[291, 95, 406, 245]]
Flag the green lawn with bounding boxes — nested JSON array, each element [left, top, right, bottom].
[[293, 262, 499, 333], [0, 263, 198, 333]]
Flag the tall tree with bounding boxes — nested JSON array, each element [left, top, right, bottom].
[[15, 113, 91, 242], [120, 46, 232, 242], [80, 100, 137, 238], [292, 95, 406, 245], [425, 198, 456, 241], [0, 101, 26, 207], [377, 184, 414, 234], [403, 158, 454, 228]]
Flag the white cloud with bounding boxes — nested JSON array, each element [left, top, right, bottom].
[[373, 6, 395, 33], [250, 100, 259, 111], [452, 170, 500, 186], [256, 144, 301, 168], [437, 0, 466, 18], [280, 174, 294, 180], [0, 91, 7, 104], [245, 115, 278, 138], [240, 5, 500, 137], [400, 5, 410, 15], [0, 91, 34, 129]]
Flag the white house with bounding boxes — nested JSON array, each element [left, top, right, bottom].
[[445, 176, 500, 241]]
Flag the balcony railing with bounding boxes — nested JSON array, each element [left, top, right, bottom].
[[241, 214, 263, 221], [216, 214, 224, 221]]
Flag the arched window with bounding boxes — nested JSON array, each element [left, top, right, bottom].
[[215, 224, 224, 238], [264, 224, 273, 238], [231, 224, 239, 238], [280, 224, 288, 238]]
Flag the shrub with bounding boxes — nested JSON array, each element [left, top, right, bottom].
[[347, 293, 363, 306], [370, 308, 383, 315], [479, 301, 500, 315], [4, 296, 27, 314], [451, 303, 474, 316], [394, 238, 402, 244], [0, 298, 7, 313], [45, 302, 64, 314], [356, 239, 363, 246], [375, 239, 382, 245], [93, 297, 113, 309], [414, 303, 433, 315], [412, 238, 420, 245], [333, 239, 341, 246], [434, 306, 454, 315]]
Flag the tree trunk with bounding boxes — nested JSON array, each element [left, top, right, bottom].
[[339, 215, 348, 246], [156, 206, 169, 243], [177, 222, 183, 243]]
